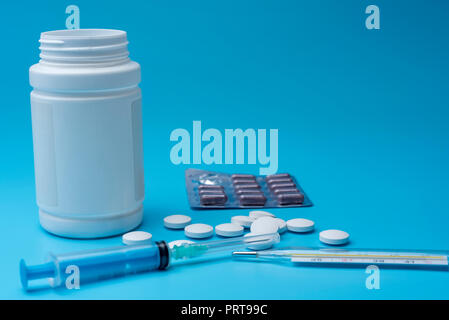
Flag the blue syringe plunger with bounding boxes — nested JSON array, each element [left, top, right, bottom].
[[20, 259, 55, 290]]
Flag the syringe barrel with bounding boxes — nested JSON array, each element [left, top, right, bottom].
[[20, 234, 280, 290], [20, 241, 169, 290]]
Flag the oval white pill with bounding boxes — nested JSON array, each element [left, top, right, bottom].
[[215, 223, 244, 237], [168, 239, 195, 249], [319, 229, 350, 245], [122, 231, 153, 245], [286, 218, 315, 233], [231, 215, 255, 228], [249, 210, 275, 219], [164, 214, 192, 229], [184, 223, 214, 239], [250, 216, 279, 234], [244, 232, 276, 250], [274, 218, 287, 233]]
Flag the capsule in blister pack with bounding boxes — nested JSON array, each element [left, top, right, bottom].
[[185, 169, 312, 209]]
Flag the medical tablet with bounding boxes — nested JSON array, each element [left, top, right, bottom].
[[215, 223, 244, 237], [231, 215, 255, 228], [319, 229, 350, 245], [286, 218, 315, 233], [244, 233, 275, 250], [274, 218, 287, 233], [164, 215, 192, 229], [249, 210, 275, 219], [122, 231, 153, 245], [168, 239, 195, 249], [185, 223, 214, 239], [250, 216, 279, 234]]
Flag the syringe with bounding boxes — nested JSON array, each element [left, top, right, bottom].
[[233, 247, 449, 268], [20, 233, 280, 290]]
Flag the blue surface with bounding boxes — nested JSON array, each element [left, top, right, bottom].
[[1, 0, 449, 299]]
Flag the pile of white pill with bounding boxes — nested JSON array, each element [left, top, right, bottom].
[[234, 211, 315, 235], [122, 210, 350, 249]]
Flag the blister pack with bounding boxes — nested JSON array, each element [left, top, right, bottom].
[[185, 169, 312, 209]]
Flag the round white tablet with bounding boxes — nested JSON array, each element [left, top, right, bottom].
[[184, 223, 214, 239], [244, 233, 275, 250], [319, 229, 350, 245], [163, 214, 192, 229], [231, 215, 255, 228], [122, 231, 153, 245], [168, 239, 195, 249], [274, 218, 287, 233], [286, 218, 315, 233], [249, 210, 276, 219], [215, 223, 244, 237], [250, 216, 279, 234]]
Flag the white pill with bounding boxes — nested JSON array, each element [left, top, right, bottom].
[[185, 223, 214, 239], [250, 216, 279, 234], [164, 214, 192, 229], [319, 229, 350, 245], [168, 239, 195, 249], [215, 223, 244, 237], [249, 210, 276, 219], [286, 218, 315, 233], [274, 218, 287, 233], [231, 215, 255, 228], [122, 231, 153, 245], [244, 232, 276, 250]]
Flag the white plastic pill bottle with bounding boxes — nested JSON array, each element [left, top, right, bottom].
[[29, 29, 144, 238]]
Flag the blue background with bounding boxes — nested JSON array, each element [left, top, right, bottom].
[[1, 0, 448, 299]]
